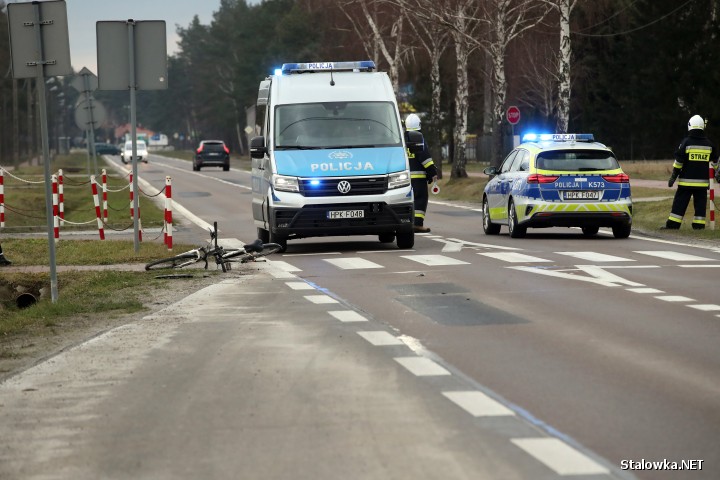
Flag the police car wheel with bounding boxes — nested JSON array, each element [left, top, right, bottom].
[[581, 226, 599, 236], [508, 200, 526, 238], [612, 224, 631, 239], [482, 197, 500, 235]]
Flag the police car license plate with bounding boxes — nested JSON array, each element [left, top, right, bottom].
[[327, 210, 364, 219], [563, 191, 600, 200]]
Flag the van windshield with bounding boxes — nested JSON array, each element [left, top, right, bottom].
[[536, 150, 619, 171], [274, 101, 402, 149]]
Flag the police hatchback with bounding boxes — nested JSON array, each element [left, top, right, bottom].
[[482, 134, 632, 238]]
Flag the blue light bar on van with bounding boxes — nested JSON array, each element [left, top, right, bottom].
[[280, 61, 376, 74], [522, 133, 595, 142]]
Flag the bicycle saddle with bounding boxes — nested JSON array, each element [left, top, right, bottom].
[[243, 239, 264, 253]]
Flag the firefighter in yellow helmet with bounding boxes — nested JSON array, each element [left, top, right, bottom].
[[666, 115, 719, 229], [404, 114, 438, 233]]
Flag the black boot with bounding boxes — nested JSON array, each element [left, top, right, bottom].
[[0, 254, 11, 266]]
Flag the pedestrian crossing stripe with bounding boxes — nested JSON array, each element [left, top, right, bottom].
[[556, 251, 635, 262], [323, 258, 384, 269], [478, 252, 551, 263], [634, 250, 713, 261], [400, 255, 470, 266]]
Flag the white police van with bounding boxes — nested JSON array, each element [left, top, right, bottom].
[[250, 61, 418, 252]]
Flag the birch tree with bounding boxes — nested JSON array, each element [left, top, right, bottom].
[[390, 0, 451, 177], [339, 0, 410, 94]]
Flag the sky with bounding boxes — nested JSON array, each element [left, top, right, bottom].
[[7, 0, 227, 73]]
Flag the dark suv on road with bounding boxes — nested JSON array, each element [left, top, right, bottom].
[[194, 140, 230, 171]]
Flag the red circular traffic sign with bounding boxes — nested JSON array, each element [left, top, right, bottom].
[[506, 106, 521, 125]]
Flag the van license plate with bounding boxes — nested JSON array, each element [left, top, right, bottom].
[[328, 210, 364, 219], [563, 191, 600, 200]]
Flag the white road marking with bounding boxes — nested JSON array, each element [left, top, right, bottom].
[[267, 269, 296, 279], [401, 255, 470, 266], [394, 357, 451, 376], [328, 311, 368, 323], [267, 260, 301, 272], [285, 282, 314, 290], [626, 287, 665, 294], [283, 252, 341, 257], [480, 252, 551, 263], [304, 295, 339, 304], [510, 265, 644, 287], [688, 304, 720, 312], [357, 331, 404, 346], [444, 238, 522, 251], [442, 391, 515, 417], [655, 295, 695, 302], [635, 250, 714, 262], [511, 438, 609, 476], [678, 264, 720, 268], [556, 251, 634, 262], [324, 257, 384, 269]]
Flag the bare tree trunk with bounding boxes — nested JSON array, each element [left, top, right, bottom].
[[451, 31, 470, 179], [429, 53, 444, 178], [555, 0, 572, 133]]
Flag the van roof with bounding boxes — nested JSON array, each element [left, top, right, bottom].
[[272, 71, 395, 105]]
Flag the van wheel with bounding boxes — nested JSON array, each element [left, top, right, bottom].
[[396, 231, 414, 249], [257, 228, 270, 243], [223, 164, 230, 171], [269, 231, 287, 252], [581, 226, 599, 236], [379, 233, 395, 243], [508, 199, 526, 238]]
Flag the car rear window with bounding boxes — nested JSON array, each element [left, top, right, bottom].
[[536, 149, 619, 171], [202, 143, 225, 152]]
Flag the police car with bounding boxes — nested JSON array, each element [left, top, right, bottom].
[[482, 133, 632, 238]]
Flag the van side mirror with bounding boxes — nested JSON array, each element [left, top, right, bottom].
[[405, 130, 425, 155], [483, 166, 498, 177], [250, 136, 266, 159]]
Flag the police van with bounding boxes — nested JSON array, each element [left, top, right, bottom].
[[250, 61, 419, 252]]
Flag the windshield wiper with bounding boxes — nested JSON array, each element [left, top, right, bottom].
[[327, 145, 377, 149], [275, 145, 323, 150]]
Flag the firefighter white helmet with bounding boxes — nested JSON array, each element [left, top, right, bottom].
[[688, 114, 705, 130], [405, 113, 421, 131]]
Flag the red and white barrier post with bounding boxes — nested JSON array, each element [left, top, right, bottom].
[[710, 163, 717, 230], [101, 168, 108, 220], [91, 176, 105, 240], [0, 169, 5, 228], [52, 174, 60, 239], [165, 176, 173, 250], [128, 173, 142, 242], [57, 169, 65, 226]]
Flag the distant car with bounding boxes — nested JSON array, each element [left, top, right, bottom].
[[482, 133, 632, 239], [194, 140, 230, 171], [94, 143, 121, 155], [121, 140, 148, 164]]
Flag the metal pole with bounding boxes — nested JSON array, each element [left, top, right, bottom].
[[83, 73, 98, 175], [33, 2, 59, 302], [128, 20, 140, 253]]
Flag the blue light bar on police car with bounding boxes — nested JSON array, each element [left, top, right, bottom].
[[522, 133, 595, 143], [280, 61, 376, 74]]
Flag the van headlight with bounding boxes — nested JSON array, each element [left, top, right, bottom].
[[388, 170, 410, 189], [273, 174, 299, 192]]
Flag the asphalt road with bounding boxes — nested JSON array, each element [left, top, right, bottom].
[[1, 152, 718, 479]]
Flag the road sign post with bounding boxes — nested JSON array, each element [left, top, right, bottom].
[[8, 0, 72, 303], [97, 19, 167, 253], [71, 68, 103, 175], [506, 106, 521, 144]]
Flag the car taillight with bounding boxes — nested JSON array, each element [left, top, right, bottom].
[[223, 145, 230, 154], [197, 145, 203, 154], [602, 173, 630, 183], [527, 174, 559, 183]]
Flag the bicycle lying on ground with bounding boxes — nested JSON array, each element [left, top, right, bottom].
[[145, 221, 281, 272]]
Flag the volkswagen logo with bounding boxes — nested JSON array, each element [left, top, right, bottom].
[[329, 151, 353, 160], [337, 180, 352, 194]]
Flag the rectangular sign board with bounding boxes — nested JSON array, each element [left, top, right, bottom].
[[97, 20, 168, 91], [7, 1, 72, 79]]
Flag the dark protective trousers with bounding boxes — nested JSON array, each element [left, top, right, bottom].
[[666, 186, 707, 229], [412, 178, 429, 226]]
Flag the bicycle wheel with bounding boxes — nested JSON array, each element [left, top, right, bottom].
[[145, 253, 198, 271]]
